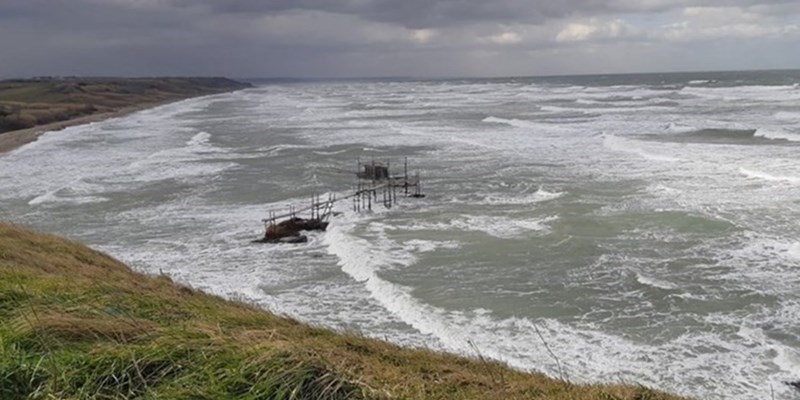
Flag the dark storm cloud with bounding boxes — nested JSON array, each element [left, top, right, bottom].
[[5, 0, 800, 30], [1, 0, 799, 78], [175, 0, 800, 28], [183, 0, 557, 28]]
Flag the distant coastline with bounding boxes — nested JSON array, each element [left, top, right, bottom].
[[0, 77, 251, 153]]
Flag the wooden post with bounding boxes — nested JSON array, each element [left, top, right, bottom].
[[404, 157, 408, 196]]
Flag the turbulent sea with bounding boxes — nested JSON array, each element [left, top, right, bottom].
[[3, 70, 800, 399]]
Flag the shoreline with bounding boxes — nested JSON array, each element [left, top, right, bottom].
[[0, 77, 252, 155], [0, 97, 210, 155]]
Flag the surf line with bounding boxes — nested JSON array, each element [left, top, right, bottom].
[[253, 157, 426, 244]]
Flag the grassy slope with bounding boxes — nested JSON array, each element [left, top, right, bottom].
[[0, 78, 251, 134], [0, 222, 688, 400]]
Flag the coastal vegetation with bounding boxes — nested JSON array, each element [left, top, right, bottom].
[[0, 221, 687, 399], [0, 77, 250, 134]]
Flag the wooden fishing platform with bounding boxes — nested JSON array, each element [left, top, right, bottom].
[[254, 157, 424, 244]]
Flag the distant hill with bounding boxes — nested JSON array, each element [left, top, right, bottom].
[[0, 77, 251, 134]]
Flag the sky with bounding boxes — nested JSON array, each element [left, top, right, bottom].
[[1, 0, 799, 78]]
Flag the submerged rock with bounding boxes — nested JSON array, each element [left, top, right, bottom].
[[278, 235, 308, 244]]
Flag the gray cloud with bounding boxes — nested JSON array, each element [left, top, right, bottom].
[[174, 0, 800, 27], [1, 0, 799, 78]]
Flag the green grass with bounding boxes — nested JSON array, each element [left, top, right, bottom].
[[0, 83, 54, 103], [0, 222, 690, 399]]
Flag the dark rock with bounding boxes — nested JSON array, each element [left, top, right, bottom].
[[278, 235, 308, 244], [263, 217, 328, 241], [252, 217, 327, 244]]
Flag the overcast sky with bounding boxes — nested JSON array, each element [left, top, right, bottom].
[[1, 0, 799, 78]]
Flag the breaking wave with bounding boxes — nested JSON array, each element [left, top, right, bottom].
[[603, 134, 680, 162]]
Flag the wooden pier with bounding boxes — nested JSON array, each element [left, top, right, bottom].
[[255, 157, 424, 243], [352, 157, 423, 212]]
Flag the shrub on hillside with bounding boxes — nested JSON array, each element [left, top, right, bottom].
[[0, 112, 38, 131]]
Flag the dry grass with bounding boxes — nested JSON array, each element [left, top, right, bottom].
[[0, 221, 690, 399]]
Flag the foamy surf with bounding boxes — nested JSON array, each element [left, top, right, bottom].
[[482, 116, 533, 128], [325, 217, 628, 385], [394, 215, 558, 239], [753, 128, 800, 142], [739, 168, 800, 184], [186, 131, 212, 146], [322, 219, 797, 399], [323, 217, 476, 355], [774, 111, 800, 121], [480, 187, 565, 205], [635, 272, 678, 290], [664, 122, 697, 134], [602, 134, 681, 162]]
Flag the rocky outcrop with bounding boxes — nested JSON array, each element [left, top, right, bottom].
[[253, 217, 328, 244]]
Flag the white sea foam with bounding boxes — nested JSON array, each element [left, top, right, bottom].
[[312, 149, 350, 155], [773, 347, 800, 376], [539, 105, 578, 113], [325, 218, 594, 379], [28, 191, 108, 206], [635, 272, 679, 290], [396, 215, 557, 239], [255, 143, 317, 155], [186, 131, 211, 146], [713, 234, 800, 296], [773, 111, 800, 121], [647, 184, 683, 196], [482, 116, 538, 128], [602, 134, 680, 162], [325, 218, 449, 325], [471, 187, 565, 206], [325, 220, 792, 399], [753, 128, 800, 142], [681, 85, 800, 103], [402, 239, 461, 252], [739, 168, 800, 184], [665, 122, 697, 134]]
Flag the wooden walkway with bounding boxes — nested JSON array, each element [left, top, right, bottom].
[[259, 157, 424, 240]]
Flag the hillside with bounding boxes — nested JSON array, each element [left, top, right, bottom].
[[0, 77, 251, 134], [0, 222, 687, 399]]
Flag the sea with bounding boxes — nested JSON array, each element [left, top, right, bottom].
[[2, 70, 800, 399]]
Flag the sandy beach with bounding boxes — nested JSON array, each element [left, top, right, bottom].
[[0, 103, 159, 154], [0, 77, 252, 154]]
